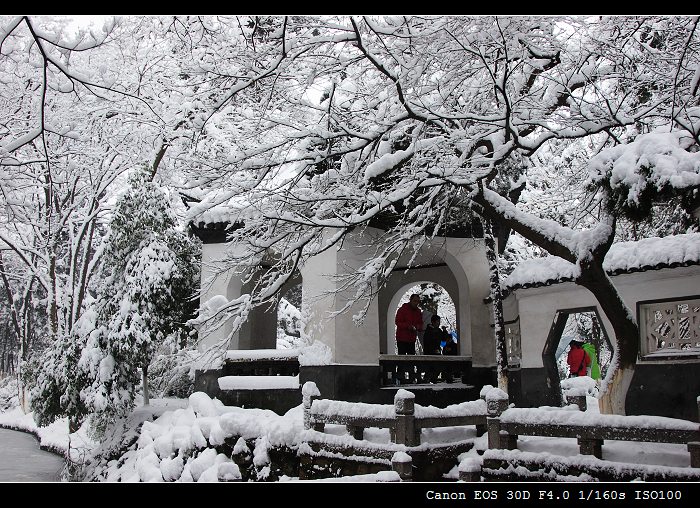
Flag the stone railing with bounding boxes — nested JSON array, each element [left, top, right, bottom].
[[486, 396, 700, 468], [378, 354, 472, 386], [303, 382, 506, 446], [459, 395, 700, 482], [302, 382, 508, 481]]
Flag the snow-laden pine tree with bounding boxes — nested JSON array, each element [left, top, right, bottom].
[[77, 169, 199, 432]]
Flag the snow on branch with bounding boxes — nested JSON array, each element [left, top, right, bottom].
[[588, 127, 700, 209]]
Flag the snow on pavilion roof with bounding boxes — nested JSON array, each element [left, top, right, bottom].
[[503, 232, 700, 293]]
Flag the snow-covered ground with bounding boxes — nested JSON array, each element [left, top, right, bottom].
[[1, 379, 696, 482]]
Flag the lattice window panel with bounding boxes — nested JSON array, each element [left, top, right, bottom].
[[640, 297, 700, 356], [505, 319, 521, 367]]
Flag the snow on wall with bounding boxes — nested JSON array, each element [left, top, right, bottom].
[[218, 375, 300, 390], [225, 349, 300, 361], [504, 233, 700, 290]]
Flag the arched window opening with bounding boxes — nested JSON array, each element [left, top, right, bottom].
[[394, 282, 457, 355], [276, 283, 303, 349]]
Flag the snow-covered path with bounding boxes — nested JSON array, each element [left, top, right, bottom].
[[0, 428, 64, 482]]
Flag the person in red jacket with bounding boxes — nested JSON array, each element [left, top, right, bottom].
[[395, 293, 424, 355], [567, 339, 591, 377]]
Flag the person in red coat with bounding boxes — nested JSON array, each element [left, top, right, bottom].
[[567, 339, 591, 377], [395, 294, 424, 355]]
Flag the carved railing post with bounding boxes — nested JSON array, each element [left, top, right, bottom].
[[486, 387, 509, 417], [302, 381, 321, 431], [394, 390, 419, 446], [391, 451, 413, 481], [486, 387, 511, 449]]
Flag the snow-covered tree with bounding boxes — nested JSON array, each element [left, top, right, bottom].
[[180, 16, 700, 414], [0, 16, 187, 415], [76, 169, 199, 431]]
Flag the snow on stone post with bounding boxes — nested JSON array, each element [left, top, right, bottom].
[[391, 451, 413, 481], [485, 387, 509, 450], [458, 458, 482, 482], [394, 389, 418, 446], [480, 385, 494, 401], [561, 377, 595, 411], [302, 381, 321, 431], [485, 387, 509, 417]]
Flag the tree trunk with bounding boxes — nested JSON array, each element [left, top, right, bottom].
[[577, 262, 639, 414], [68, 417, 80, 434], [483, 219, 508, 393], [598, 365, 635, 415], [17, 370, 28, 413], [142, 364, 150, 406]]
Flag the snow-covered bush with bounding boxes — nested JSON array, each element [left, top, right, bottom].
[[28, 332, 91, 429], [85, 392, 304, 482], [77, 169, 201, 433], [0, 375, 18, 412], [148, 350, 198, 398]]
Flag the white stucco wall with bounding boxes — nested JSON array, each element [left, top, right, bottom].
[[301, 229, 381, 364], [196, 229, 494, 366], [442, 238, 492, 365], [512, 265, 700, 369], [197, 242, 239, 351]]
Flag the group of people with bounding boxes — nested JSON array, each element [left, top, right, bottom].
[[566, 338, 601, 380], [395, 293, 458, 356], [396, 293, 601, 381]]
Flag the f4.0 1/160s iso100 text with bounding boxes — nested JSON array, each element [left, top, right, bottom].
[[425, 489, 685, 501]]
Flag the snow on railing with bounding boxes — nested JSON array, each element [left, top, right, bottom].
[[499, 407, 700, 430], [301, 381, 504, 447], [486, 400, 700, 468]]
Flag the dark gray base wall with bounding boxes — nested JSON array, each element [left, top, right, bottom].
[[300, 364, 481, 407], [299, 364, 390, 404], [470, 366, 498, 389], [217, 389, 302, 415], [194, 368, 223, 399], [511, 364, 700, 422], [188, 362, 692, 417], [194, 368, 302, 415], [511, 368, 561, 408], [626, 361, 700, 422]]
